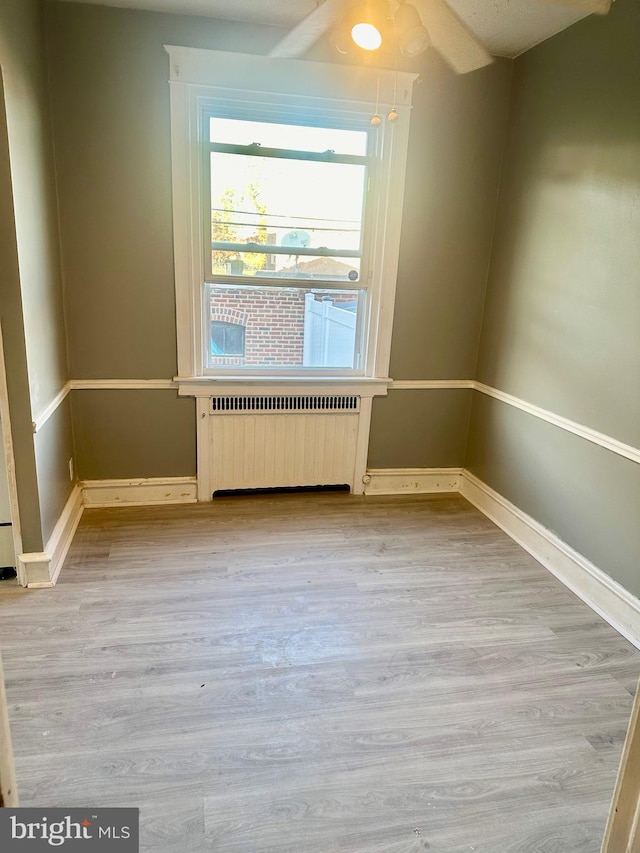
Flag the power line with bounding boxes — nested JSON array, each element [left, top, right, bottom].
[[211, 218, 361, 234], [211, 206, 360, 225]]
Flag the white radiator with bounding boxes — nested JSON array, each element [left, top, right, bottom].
[[208, 395, 360, 495]]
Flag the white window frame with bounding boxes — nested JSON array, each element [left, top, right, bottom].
[[166, 46, 417, 390]]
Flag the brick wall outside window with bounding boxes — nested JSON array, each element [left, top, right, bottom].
[[209, 289, 306, 366]]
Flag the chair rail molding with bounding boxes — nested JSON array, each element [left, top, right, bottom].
[[32, 380, 178, 433], [473, 382, 640, 466], [35, 379, 640, 466], [388, 380, 640, 466], [389, 380, 474, 390], [69, 379, 177, 390], [32, 383, 71, 433]]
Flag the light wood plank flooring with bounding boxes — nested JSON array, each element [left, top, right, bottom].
[[0, 492, 638, 852]]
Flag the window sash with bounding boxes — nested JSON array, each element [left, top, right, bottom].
[[205, 113, 373, 293], [209, 243, 362, 260], [202, 283, 368, 375], [209, 141, 371, 167]]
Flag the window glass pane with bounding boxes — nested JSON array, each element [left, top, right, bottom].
[[210, 117, 368, 155], [206, 283, 361, 369], [210, 153, 366, 279]]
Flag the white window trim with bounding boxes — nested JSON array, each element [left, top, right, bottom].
[[166, 46, 417, 393]]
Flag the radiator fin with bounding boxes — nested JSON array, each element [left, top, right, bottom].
[[211, 395, 359, 414]]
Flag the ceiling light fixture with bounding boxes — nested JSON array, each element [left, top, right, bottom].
[[343, 0, 430, 58], [394, 1, 430, 56]]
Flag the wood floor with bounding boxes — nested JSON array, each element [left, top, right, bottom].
[[0, 492, 638, 852]]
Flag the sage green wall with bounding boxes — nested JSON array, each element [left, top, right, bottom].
[[467, 395, 640, 598], [468, 0, 640, 589], [369, 390, 472, 469], [0, 75, 42, 552], [44, 1, 513, 475], [34, 397, 75, 543], [45, 1, 282, 382], [71, 391, 195, 481], [0, 0, 73, 552], [44, 1, 285, 478], [389, 56, 512, 381], [369, 53, 512, 467], [0, 0, 68, 418]]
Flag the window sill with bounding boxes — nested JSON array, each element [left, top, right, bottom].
[[175, 376, 392, 398]]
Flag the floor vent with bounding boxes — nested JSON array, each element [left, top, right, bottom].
[[211, 395, 360, 414], [213, 484, 351, 497]]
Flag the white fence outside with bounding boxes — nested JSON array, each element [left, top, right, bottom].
[[302, 294, 356, 368]]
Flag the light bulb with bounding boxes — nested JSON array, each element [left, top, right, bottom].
[[351, 22, 383, 51]]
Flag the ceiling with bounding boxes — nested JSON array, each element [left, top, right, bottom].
[[55, 0, 592, 58]]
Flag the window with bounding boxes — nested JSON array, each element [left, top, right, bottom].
[[206, 115, 370, 370], [167, 47, 416, 384]]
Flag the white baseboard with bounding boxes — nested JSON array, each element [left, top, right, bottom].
[[459, 470, 640, 649], [46, 484, 84, 585], [18, 478, 197, 587], [17, 484, 84, 588], [364, 468, 462, 495], [16, 552, 52, 588], [82, 476, 198, 508]]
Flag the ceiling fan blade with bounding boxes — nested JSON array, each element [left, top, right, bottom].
[[414, 0, 494, 74], [540, 0, 612, 13], [268, 0, 346, 58]]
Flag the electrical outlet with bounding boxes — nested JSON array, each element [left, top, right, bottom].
[[68, 458, 74, 482]]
